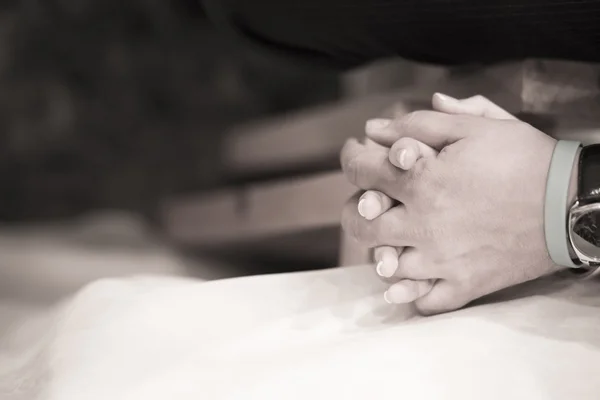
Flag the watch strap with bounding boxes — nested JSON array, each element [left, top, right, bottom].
[[544, 140, 582, 268]]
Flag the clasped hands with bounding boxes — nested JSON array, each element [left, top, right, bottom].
[[340, 93, 561, 315]]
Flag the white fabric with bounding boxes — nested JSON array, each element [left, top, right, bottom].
[[3, 267, 600, 400], [2, 214, 600, 399]]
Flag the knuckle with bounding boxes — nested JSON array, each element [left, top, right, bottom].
[[394, 136, 413, 148], [410, 162, 439, 201], [438, 145, 451, 158], [341, 151, 380, 189], [407, 224, 435, 243], [388, 213, 433, 245], [398, 110, 424, 132], [453, 267, 478, 292], [462, 94, 488, 110], [410, 156, 430, 179]]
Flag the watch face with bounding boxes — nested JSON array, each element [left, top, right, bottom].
[[572, 207, 600, 259]]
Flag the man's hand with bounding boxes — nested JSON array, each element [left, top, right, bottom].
[[340, 95, 562, 315], [360, 95, 523, 302], [362, 95, 517, 279]]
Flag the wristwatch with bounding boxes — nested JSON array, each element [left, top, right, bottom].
[[568, 144, 600, 269]]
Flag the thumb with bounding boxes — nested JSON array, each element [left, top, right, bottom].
[[432, 93, 517, 120], [364, 94, 516, 148], [365, 110, 469, 150]]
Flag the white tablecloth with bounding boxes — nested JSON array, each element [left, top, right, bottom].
[[4, 264, 600, 400]]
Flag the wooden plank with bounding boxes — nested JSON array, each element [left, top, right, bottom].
[[514, 60, 600, 143], [521, 59, 600, 117], [163, 171, 357, 246], [551, 120, 600, 144], [222, 91, 416, 175], [341, 58, 420, 98]]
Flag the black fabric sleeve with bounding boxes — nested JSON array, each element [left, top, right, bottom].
[[203, 0, 600, 71]]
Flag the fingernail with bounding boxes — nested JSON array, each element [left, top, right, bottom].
[[379, 253, 398, 278], [365, 118, 392, 135], [376, 261, 385, 276], [366, 196, 382, 220], [379, 268, 394, 279], [376, 258, 395, 278], [383, 290, 393, 304], [358, 199, 367, 218], [358, 194, 382, 220], [397, 149, 407, 168]]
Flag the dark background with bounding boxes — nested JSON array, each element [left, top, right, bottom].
[[0, 0, 341, 222]]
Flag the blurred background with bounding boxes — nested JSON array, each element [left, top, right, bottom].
[[0, 0, 343, 222], [4, 0, 588, 287], [0, 0, 422, 295]]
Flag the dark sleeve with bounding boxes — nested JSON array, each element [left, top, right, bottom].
[[203, 0, 600, 71]]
